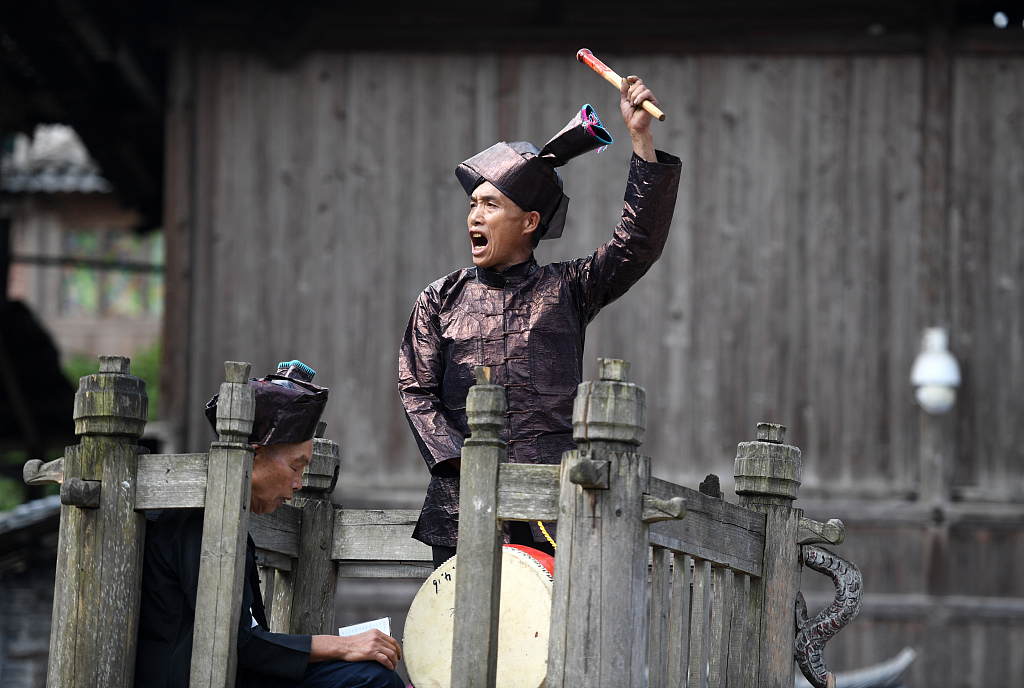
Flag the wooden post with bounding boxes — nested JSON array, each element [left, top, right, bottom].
[[734, 422, 803, 688], [190, 362, 256, 688], [547, 358, 650, 688], [450, 367, 506, 688], [289, 422, 342, 634], [48, 355, 148, 688]]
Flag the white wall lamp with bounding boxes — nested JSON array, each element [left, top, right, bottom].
[[910, 327, 961, 415]]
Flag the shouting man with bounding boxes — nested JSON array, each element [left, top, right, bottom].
[[399, 76, 681, 567]]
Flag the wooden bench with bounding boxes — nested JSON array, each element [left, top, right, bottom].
[[24, 355, 860, 688]]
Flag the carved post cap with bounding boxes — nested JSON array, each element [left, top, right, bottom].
[[225, 361, 252, 384], [304, 429, 341, 494], [734, 422, 803, 502], [215, 361, 256, 441], [466, 368, 506, 441], [73, 356, 148, 438], [756, 422, 786, 443], [598, 358, 629, 382], [98, 355, 131, 374], [573, 358, 646, 446]]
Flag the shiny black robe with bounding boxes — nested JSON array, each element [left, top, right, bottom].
[[135, 509, 311, 688], [399, 150, 681, 547]]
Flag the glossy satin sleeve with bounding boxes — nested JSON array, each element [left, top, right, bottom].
[[398, 287, 465, 471], [572, 149, 682, 323]]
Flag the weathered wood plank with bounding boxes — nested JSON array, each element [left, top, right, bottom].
[[726, 573, 750, 688], [451, 378, 506, 688], [615, 453, 653, 688], [735, 425, 803, 688], [648, 546, 671, 688], [549, 361, 652, 688], [288, 500, 336, 633], [288, 434, 342, 635], [666, 553, 693, 687], [496, 463, 560, 522], [255, 551, 291, 572], [47, 496, 79, 688], [136, 453, 209, 509], [329, 509, 432, 562], [708, 566, 734, 688], [47, 356, 148, 688], [545, 447, 580, 688], [250, 505, 302, 557], [268, 569, 295, 633], [951, 55, 1024, 498], [335, 562, 433, 579], [648, 477, 765, 576], [22, 456, 65, 485], [161, 42, 196, 451], [751, 506, 801, 687], [688, 559, 713, 688], [190, 362, 255, 688]]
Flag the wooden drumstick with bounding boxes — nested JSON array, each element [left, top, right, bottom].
[[576, 48, 666, 122]]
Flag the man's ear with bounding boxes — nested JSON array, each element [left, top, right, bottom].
[[520, 210, 541, 244]]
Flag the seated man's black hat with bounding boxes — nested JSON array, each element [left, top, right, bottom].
[[456, 104, 613, 241], [205, 360, 329, 445]]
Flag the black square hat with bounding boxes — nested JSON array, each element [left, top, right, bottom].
[[455, 104, 613, 240], [205, 360, 329, 445]]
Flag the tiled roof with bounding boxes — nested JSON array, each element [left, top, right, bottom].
[[2, 159, 112, 194], [2, 125, 113, 194]]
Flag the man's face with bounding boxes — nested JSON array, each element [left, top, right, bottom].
[[468, 182, 538, 272], [250, 439, 313, 514]]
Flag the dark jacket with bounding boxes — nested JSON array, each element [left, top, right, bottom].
[[135, 509, 311, 688], [399, 150, 681, 547]]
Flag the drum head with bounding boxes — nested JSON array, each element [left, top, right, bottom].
[[404, 545, 553, 688]]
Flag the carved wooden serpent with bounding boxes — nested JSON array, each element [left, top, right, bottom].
[[795, 544, 864, 688]]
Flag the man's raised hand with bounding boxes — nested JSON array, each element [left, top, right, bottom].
[[619, 75, 657, 162]]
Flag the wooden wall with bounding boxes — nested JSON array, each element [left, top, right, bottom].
[[163, 46, 1024, 686], [164, 50, 940, 492]]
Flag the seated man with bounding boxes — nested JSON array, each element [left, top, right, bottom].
[[136, 361, 404, 688]]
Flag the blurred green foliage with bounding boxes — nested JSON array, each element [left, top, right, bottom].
[[0, 449, 59, 511], [63, 339, 161, 421], [0, 340, 161, 512]]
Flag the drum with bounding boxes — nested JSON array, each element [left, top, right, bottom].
[[403, 545, 554, 688]]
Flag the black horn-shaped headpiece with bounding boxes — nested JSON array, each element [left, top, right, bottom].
[[455, 104, 613, 240]]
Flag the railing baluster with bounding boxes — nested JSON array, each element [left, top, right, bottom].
[[667, 553, 693, 687], [689, 558, 713, 688], [649, 545, 671, 688], [709, 566, 734, 688], [726, 573, 751, 688]]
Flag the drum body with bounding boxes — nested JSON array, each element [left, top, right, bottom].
[[403, 545, 553, 688]]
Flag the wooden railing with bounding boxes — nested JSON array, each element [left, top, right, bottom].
[[25, 355, 857, 688]]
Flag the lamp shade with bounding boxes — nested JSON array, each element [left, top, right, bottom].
[[910, 328, 960, 414]]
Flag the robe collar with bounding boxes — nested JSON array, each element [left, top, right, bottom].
[[475, 256, 538, 288]]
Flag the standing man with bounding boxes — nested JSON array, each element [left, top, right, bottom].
[[399, 76, 681, 567], [136, 361, 404, 688]]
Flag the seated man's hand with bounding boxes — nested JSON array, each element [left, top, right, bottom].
[[310, 630, 403, 670]]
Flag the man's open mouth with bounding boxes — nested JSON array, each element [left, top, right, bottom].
[[471, 232, 488, 250]]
